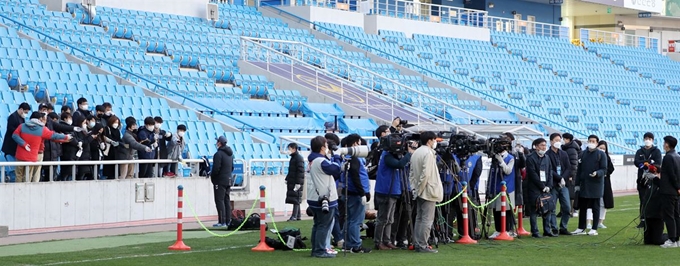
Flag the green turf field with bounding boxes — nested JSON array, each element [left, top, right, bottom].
[[1, 195, 674, 266]]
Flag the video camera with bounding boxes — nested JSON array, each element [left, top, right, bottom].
[[379, 133, 420, 156], [436, 133, 512, 159]]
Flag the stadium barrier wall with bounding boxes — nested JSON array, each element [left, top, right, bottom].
[[282, 5, 366, 29], [45, 0, 210, 18]]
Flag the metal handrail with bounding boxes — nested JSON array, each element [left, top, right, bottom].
[[579, 28, 660, 51], [243, 36, 496, 125], [0, 14, 278, 143], [239, 37, 490, 138], [263, 5, 637, 153]]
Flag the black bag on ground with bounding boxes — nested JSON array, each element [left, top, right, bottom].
[[228, 213, 266, 230]]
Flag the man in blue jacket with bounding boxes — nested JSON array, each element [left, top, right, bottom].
[[488, 139, 516, 239], [338, 134, 372, 253], [374, 140, 413, 250], [136, 117, 157, 178], [453, 153, 483, 238], [307, 136, 342, 258]]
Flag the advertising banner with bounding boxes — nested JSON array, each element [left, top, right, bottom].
[[624, 0, 663, 13], [668, 0, 680, 16]]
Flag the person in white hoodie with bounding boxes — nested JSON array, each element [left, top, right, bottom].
[[409, 131, 443, 253]]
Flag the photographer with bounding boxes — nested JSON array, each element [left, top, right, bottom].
[[325, 133, 344, 250], [338, 134, 372, 253], [374, 135, 414, 250], [633, 132, 662, 229], [487, 137, 516, 239], [367, 125, 391, 180], [526, 138, 553, 238], [389, 117, 406, 134], [503, 133, 526, 220], [307, 136, 342, 258], [409, 131, 443, 253], [547, 133, 572, 236], [452, 153, 483, 238]]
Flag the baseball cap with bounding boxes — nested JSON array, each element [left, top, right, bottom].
[[216, 136, 228, 144]]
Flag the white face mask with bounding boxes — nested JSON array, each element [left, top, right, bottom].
[[431, 141, 437, 150], [598, 148, 606, 152], [587, 143, 597, 150], [146, 125, 155, 131], [553, 142, 562, 149], [154, 123, 161, 129], [501, 151, 508, 157], [537, 149, 546, 156], [65, 119, 72, 125], [88, 122, 95, 128], [112, 123, 119, 129], [81, 104, 89, 111], [19, 112, 27, 118], [105, 111, 113, 116], [644, 140, 653, 147], [177, 131, 185, 137]]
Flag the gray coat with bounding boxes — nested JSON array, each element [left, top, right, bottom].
[[575, 149, 608, 199], [166, 135, 185, 161], [116, 130, 148, 160]]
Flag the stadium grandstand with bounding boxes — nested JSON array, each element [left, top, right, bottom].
[[0, 0, 677, 234]]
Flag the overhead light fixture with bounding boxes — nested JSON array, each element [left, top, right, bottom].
[[488, 2, 494, 8]]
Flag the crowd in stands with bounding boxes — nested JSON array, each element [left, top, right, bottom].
[[1, 98, 187, 182]]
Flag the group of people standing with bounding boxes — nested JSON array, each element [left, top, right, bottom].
[[1, 99, 187, 182]]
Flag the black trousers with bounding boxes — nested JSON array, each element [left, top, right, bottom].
[[638, 185, 648, 222], [661, 195, 680, 242], [493, 210, 516, 232], [138, 163, 154, 178], [578, 198, 601, 230], [391, 197, 413, 244], [214, 184, 232, 225]]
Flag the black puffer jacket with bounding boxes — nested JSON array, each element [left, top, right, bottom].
[[285, 151, 305, 204], [562, 140, 580, 178], [211, 145, 234, 187]]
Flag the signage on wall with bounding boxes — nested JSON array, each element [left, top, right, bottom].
[[670, 40, 677, 53], [638, 12, 653, 18], [624, 0, 663, 13]]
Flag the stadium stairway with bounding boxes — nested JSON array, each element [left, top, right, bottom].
[[260, 7, 671, 154]]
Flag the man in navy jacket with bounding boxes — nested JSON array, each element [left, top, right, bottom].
[[338, 134, 372, 253], [547, 133, 573, 236], [136, 117, 157, 178], [374, 144, 413, 250]]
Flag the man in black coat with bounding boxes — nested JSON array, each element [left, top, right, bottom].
[[655, 136, 680, 248], [285, 143, 305, 221], [547, 133, 573, 236], [633, 132, 662, 228], [2, 102, 31, 181], [154, 117, 173, 176], [561, 133, 580, 217], [211, 136, 234, 228], [525, 138, 553, 238], [572, 135, 607, 236], [39, 103, 81, 181]]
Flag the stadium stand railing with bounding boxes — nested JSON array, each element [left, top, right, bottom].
[[579, 28, 659, 52]]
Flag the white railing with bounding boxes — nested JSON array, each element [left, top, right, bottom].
[[371, 0, 486, 26], [484, 16, 569, 39], [0, 158, 248, 189], [579, 28, 660, 52], [239, 37, 494, 138]]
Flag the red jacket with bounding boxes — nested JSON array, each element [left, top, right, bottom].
[[12, 121, 68, 162]]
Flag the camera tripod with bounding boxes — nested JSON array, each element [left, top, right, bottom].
[[481, 158, 517, 240]]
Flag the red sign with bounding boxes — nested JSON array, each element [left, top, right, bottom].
[[670, 40, 676, 53]]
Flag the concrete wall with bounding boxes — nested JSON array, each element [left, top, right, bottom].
[[41, 0, 209, 18]]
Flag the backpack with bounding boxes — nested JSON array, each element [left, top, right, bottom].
[[199, 156, 210, 177]]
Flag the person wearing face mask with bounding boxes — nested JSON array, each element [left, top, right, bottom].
[[585, 141, 615, 230], [101, 102, 114, 125], [571, 135, 608, 236], [153, 117, 173, 177], [102, 116, 123, 179], [337, 134, 372, 254], [72, 98, 91, 125], [409, 131, 442, 253], [285, 143, 305, 221], [633, 132, 662, 229], [502, 133, 526, 228], [117, 117, 152, 179], [2, 102, 31, 181], [12, 112, 71, 182], [561, 133, 581, 218], [137, 117, 158, 178], [487, 136, 516, 239], [57, 112, 79, 181], [166, 124, 187, 177], [546, 133, 573, 236], [654, 136, 680, 248], [525, 138, 553, 238], [39, 103, 81, 182]]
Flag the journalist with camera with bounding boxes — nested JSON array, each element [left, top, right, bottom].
[[487, 135, 517, 239], [525, 138, 553, 238], [409, 131, 443, 253], [452, 149, 483, 238], [367, 125, 391, 180], [337, 134, 373, 253], [307, 136, 342, 258], [374, 133, 416, 250], [546, 133, 573, 236], [390, 117, 408, 134]]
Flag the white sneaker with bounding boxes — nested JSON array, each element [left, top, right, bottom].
[[588, 230, 598, 236], [572, 212, 579, 217], [509, 231, 518, 238], [598, 224, 607, 229], [586, 224, 592, 230], [660, 240, 679, 248], [572, 229, 586, 235], [326, 248, 338, 255], [488, 231, 501, 239]]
